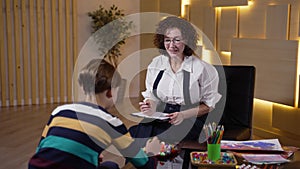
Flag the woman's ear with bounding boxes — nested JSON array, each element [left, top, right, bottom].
[[105, 89, 112, 98]]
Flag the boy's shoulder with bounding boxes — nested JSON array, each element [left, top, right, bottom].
[[52, 103, 124, 127]]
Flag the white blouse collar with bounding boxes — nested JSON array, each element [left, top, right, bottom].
[[160, 55, 193, 73]]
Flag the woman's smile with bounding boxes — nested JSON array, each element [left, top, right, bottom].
[[164, 27, 185, 58]]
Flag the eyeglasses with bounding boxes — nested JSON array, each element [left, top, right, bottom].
[[164, 38, 183, 44]]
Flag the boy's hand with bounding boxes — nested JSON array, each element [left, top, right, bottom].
[[98, 154, 104, 163], [144, 136, 161, 156]]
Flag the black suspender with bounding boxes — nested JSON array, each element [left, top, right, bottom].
[[183, 70, 192, 105], [153, 70, 165, 100], [152, 70, 192, 106]]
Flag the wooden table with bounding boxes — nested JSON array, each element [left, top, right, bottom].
[[179, 140, 300, 169]]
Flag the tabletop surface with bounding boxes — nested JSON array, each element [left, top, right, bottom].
[[179, 140, 300, 169]]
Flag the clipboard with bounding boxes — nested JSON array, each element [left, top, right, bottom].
[[131, 112, 170, 121]]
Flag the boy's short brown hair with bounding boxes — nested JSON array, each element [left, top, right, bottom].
[[78, 59, 121, 95]]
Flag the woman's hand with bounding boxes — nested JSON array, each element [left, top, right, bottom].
[[167, 112, 184, 125], [139, 99, 155, 116]]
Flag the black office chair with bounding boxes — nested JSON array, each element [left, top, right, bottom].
[[214, 65, 256, 141], [181, 65, 256, 168]]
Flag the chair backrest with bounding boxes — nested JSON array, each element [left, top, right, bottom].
[[181, 65, 256, 168], [213, 65, 256, 140]]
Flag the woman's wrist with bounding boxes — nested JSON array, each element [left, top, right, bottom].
[[179, 111, 185, 120], [180, 108, 199, 119]]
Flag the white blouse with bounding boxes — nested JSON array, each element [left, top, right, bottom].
[[142, 55, 222, 109]]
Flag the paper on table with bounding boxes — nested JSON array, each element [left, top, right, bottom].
[[221, 139, 284, 152], [131, 112, 169, 120], [242, 154, 290, 165]]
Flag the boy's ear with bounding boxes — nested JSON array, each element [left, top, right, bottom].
[[106, 89, 112, 98]]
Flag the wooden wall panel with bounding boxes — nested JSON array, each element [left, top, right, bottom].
[[21, 0, 29, 105], [44, 0, 51, 103], [36, 0, 44, 104], [13, 0, 22, 105], [190, 0, 204, 30], [273, 104, 300, 135], [212, 0, 248, 7], [5, 0, 14, 105], [0, 0, 5, 106], [218, 8, 238, 51], [0, 0, 77, 106], [51, 0, 59, 103], [58, 0, 65, 103], [29, 0, 37, 104], [231, 38, 298, 106], [159, 0, 180, 16], [72, 0, 78, 64], [266, 4, 290, 40], [239, 3, 266, 39], [203, 7, 216, 48]]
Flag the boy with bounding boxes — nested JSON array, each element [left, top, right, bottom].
[[28, 59, 159, 169]]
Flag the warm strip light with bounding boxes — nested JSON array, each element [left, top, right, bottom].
[[197, 39, 203, 46], [254, 98, 273, 106], [239, 5, 251, 10], [255, 98, 296, 109], [248, 0, 254, 6], [221, 51, 231, 56], [181, 0, 190, 18], [273, 102, 296, 109], [219, 6, 246, 9], [217, 3, 251, 10]]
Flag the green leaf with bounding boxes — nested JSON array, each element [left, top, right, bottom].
[[87, 4, 133, 63]]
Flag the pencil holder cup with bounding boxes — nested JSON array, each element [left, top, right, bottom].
[[207, 143, 221, 161]]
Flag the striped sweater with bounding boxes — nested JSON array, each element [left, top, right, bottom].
[[28, 102, 154, 169]]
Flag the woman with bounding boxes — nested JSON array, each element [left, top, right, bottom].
[[130, 16, 221, 144]]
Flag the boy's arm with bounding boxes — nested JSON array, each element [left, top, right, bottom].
[[125, 136, 161, 168], [111, 129, 159, 168]]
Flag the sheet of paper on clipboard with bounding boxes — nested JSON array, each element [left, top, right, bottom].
[[131, 112, 169, 120]]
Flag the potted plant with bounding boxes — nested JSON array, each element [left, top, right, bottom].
[[88, 4, 133, 67]]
